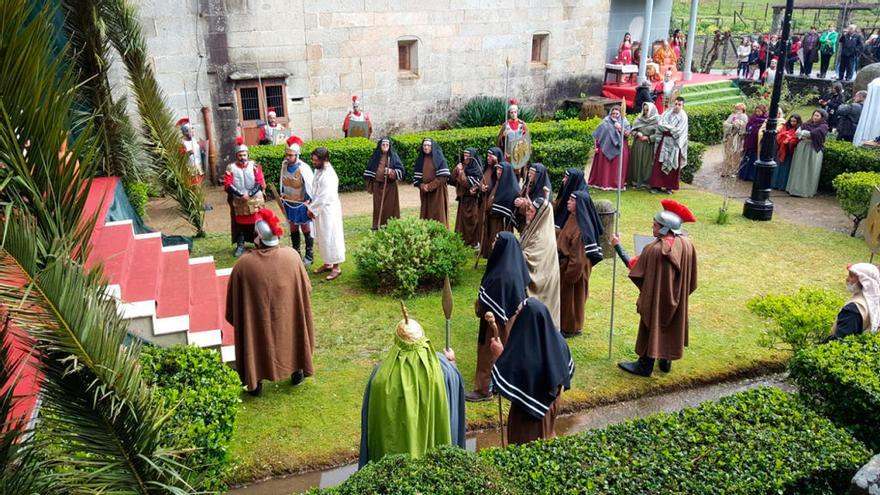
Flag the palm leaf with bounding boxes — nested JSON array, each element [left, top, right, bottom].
[[0, 214, 199, 494]]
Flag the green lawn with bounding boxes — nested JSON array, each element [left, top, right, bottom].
[[193, 185, 868, 484]]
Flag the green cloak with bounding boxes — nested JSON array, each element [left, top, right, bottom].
[[366, 335, 451, 463]]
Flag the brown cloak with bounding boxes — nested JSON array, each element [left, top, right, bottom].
[[520, 201, 561, 329], [419, 156, 449, 226], [556, 215, 591, 334], [628, 235, 698, 360], [452, 166, 482, 245], [368, 155, 400, 229], [479, 168, 512, 257], [473, 302, 516, 396], [507, 391, 560, 445], [225, 246, 316, 391]]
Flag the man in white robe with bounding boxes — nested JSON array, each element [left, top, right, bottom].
[[307, 146, 345, 281]]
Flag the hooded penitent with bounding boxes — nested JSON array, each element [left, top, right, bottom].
[[413, 138, 450, 186], [479, 231, 530, 326], [490, 162, 520, 227], [572, 190, 605, 265], [525, 162, 553, 205], [364, 137, 406, 181], [462, 147, 484, 187], [554, 168, 587, 229], [491, 298, 574, 420]]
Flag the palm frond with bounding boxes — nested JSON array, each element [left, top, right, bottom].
[[99, 0, 205, 234], [0, 213, 198, 494]]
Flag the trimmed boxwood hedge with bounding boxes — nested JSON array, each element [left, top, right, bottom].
[[687, 103, 732, 145], [790, 332, 880, 451], [315, 388, 869, 494], [819, 138, 880, 192], [140, 345, 242, 491], [683, 141, 706, 184]]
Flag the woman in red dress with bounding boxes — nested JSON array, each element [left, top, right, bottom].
[[588, 105, 630, 191]]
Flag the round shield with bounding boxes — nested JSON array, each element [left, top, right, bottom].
[[509, 133, 531, 170]]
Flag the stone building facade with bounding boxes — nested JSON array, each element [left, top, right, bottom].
[[120, 0, 671, 177]]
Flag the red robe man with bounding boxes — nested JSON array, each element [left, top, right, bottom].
[[343, 95, 372, 138], [496, 99, 529, 160], [225, 137, 266, 257]]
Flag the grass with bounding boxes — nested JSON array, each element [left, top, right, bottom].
[[193, 185, 870, 485]]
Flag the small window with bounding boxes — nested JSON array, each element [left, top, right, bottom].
[[398, 39, 418, 74], [240, 87, 261, 121], [264, 85, 285, 117], [531, 33, 549, 65]]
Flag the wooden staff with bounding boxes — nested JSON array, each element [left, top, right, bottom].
[[485, 311, 505, 447], [376, 170, 389, 230], [608, 100, 627, 359], [442, 276, 453, 350], [267, 183, 285, 211]]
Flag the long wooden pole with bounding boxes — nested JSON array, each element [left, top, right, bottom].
[[485, 311, 504, 447], [608, 107, 626, 359]]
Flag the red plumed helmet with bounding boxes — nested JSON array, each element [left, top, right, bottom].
[[267, 106, 275, 113], [257, 208, 283, 236], [509, 98, 517, 105], [235, 136, 244, 145], [660, 199, 697, 223], [176, 118, 189, 126], [352, 95, 359, 102], [286, 135, 304, 148]]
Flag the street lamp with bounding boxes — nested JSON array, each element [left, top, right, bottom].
[[743, 0, 794, 221]]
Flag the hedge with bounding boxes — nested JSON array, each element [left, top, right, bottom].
[[140, 345, 242, 491], [790, 332, 880, 452], [308, 445, 521, 495], [317, 388, 869, 494], [682, 141, 706, 184], [249, 119, 602, 195], [687, 103, 732, 145], [819, 138, 880, 191], [832, 171, 880, 236]]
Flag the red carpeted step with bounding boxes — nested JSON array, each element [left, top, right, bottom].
[[155, 246, 190, 325], [186, 258, 222, 348], [121, 233, 163, 303], [85, 222, 134, 286]]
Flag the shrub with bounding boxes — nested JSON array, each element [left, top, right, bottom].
[[747, 287, 844, 352], [482, 387, 869, 494], [248, 137, 376, 194], [553, 106, 581, 121], [308, 445, 522, 495], [353, 217, 471, 297], [820, 138, 880, 191], [455, 96, 537, 128], [682, 141, 706, 184], [532, 138, 592, 190], [124, 180, 150, 218], [686, 103, 731, 145], [790, 332, 880, 451], [140, 345, 242, 490], [832, 171, 880, 236]]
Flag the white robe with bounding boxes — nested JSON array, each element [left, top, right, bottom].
[[854, 77, 880, 147], [310, 163, 346, 265]]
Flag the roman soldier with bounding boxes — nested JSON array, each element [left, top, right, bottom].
[[280, 135, 315, 265], [224, 137, 266, 257], [343, 95, 372, 138], [258, 107, 286, 145], [611, 199, 698, 377], [496, 98, 529, 159], [177, 118, 203, 183]]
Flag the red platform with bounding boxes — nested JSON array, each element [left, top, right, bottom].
[[602, 72, 735, 111]]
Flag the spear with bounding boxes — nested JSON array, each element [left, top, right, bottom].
[[442, 276, 453, 350], [485, 311, 505, 447], [608, 99, 627, 359]]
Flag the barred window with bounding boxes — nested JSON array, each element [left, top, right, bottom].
[[265, 85, 285, 117], [240, 87, 260, 121]]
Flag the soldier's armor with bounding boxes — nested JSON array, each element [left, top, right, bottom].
[[229, 161, 257, 192], [281, 160, 306, 202]]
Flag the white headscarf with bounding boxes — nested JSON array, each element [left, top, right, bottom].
[[850, 263, 880, 332]]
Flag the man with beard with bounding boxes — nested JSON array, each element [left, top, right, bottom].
[[358, 305, 465, 467], [225, 137, 266, 257], [650, 97, 688, 194], [452, 148, 484, 249], [413, 138, 450, 226], [364, 137, 405, 229], [225, 208, 315, 396], [279, 135, 315, 265], [307, 147, 345, 281], [611, 199, 698, 377], [258, 107, 287, 145], [466, 232, 530, 402], [520, 196, 561, 329]]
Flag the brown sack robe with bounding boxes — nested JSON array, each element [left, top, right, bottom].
[[507, 391, 561, 445], [452, 166, 482, 246], [556, 215, 591, 334], [479, 168, 512, 257], [628, 235, 698, 360], [520, 201, 562, 329], [474, 303, 515, 395], [419, 156, 449, 226], [368, 155, 400, 229], [225, 246, 316, 391]]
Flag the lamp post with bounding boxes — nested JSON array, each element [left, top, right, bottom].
[[743, 0, 794, 221]]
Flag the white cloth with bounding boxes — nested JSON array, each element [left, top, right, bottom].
[[310, 163, 346, 265], [851, 262, 880, 332], [854, 78, 880, 147], [657, 109, 689, 173], [183, 138, 203, 175]]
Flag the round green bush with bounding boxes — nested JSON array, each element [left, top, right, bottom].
[[747, 286, 844, 352], [353, 217, 470, 298], [139, 344, 242, 491], [832, 171, 880, 236]]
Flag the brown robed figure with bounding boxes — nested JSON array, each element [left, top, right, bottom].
[[225, 209, 316, 395], [413, 138, 450, 227], [556, 190, 604, 338], [452, 148, 484, 248], [478, 148, 509, 258], [364, 137, 405, 229], [612, 199, 698, 377]]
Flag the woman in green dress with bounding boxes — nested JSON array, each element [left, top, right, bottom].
[[786, 109, 829, 198], [628, 102, 661, 189]]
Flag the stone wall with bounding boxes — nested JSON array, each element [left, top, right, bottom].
[[112, 0, 671, 171]]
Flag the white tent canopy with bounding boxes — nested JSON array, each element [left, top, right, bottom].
[[854, 77, 880, 147]]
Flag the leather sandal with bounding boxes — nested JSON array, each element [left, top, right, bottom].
[[326, 270, 341, 281], [314, 264, 331, 274]]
